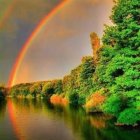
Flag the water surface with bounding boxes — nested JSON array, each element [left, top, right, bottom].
[[0, 98, 140, 140]]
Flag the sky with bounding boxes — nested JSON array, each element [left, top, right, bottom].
[[0, 0, 114, 86]]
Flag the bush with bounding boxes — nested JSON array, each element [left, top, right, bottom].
[[78, 94, 86, 106], [85, 91, 106, 112], [117, 108, 140, 125], [102, 95, 122, 116], [54, 80, 63, 94], [30, 83, 42, 97], [42, 82, 54, 95], [69, 91, 79, 106]]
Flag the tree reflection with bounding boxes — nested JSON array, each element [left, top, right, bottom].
[[0, 100, 6, 120]]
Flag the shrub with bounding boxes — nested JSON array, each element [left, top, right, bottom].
[[54, 80, 63, 94], [102, 95, 122, 116], [78, 94, 86, 106], [85, 91, 106, 112], [69, 91, 79, 106], [117, 108, 140, 125], [42, 82, 54, 95], [30, 83, 42, 97], [92, 91, 106, 107]]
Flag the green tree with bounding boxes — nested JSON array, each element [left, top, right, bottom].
[[99, 0, 140, 125], [54, 80, 63, 94], [42, 82, 54, 95], [80, 56, 95, 94], [30, 83, 42, 97], [69, 91, 79, 106]]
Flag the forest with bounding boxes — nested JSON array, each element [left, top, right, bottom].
[[1, 0, 140, 126]]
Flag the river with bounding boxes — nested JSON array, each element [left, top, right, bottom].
[[0, 98, 140, 140]]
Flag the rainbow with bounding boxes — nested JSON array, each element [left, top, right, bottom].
[[7, 0, 69, 87], [0, 0, 17, 29]]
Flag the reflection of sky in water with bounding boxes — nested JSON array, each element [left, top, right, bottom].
[[7, 99, 76, 140], [0, 101, 17, 140]]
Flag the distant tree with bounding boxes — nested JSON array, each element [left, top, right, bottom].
[[80, 56, 95, 80], [80, 56, 95, 94], [30, 83, 42, 97], [9, 83, 32, 97], [54, 80, 63, 94], [42, 82, 55, 96], [90, 32, 100, 64], [69, 91, 79, 106]]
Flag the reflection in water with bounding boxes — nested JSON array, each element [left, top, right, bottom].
[[0, 98, 140, 140], [8, 98, 76, 140], [88, 113, 112, 129], [0, 100, 6, 120]]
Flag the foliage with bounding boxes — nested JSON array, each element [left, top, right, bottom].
[[63, 64, 82, 94], [9, 83, 31, 97], [103, 0, 140, 50], [42, 82, 55, 95], [80, 56, 95, 95], [78, 94, 86, 106], [102, 95, 122, 116], [85, 90, 106, 112], [50, 94, 68, 105], [30, 83, 42, 97], [117, 108, 140, 125], [62, 56, 95, 103], [68, 91, 79, 106], [42, 80, 63, 96], [90, 32, 100, 63], [92, 91, 106, 107], [99, 0, 140, 125], [54, 80, 63, 94], [80, 56, 95, 80]]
